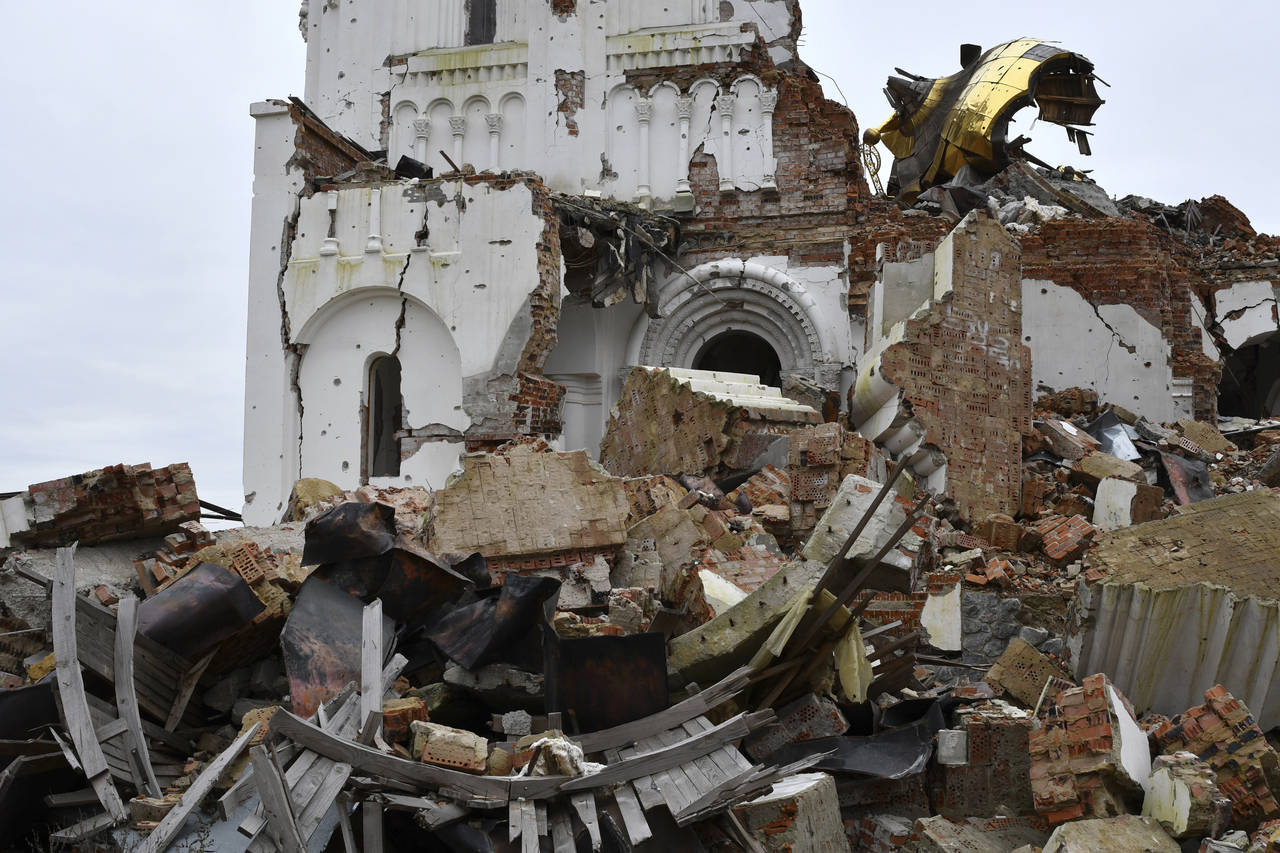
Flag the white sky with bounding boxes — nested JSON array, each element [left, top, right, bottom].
[[1, 1, 1275, 518]]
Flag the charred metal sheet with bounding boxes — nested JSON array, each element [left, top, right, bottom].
[[427, 575, 561, 671], [544, 631, 668, 733], [1159, 451, 1215, 505], [866, 39, 1104, 203], [442, 551, 492, 589], [137, 563, 265, 661], [312, 538, 473, 630], [301, 502, 396, 566], [1087, 410, 1142, 462], [766, 701, 944, 779], [280, 577, 394, 717]]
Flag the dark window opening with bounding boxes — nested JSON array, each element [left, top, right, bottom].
[[1218, 335, 1280, 419], [466, 0, 497, 45], [692, 330, 782, 388], [368, 355, 402, 477]]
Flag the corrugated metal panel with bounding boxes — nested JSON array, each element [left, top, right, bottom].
[[1070, 580, 1280, 730]]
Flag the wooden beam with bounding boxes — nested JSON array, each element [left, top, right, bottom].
[[114, 596, 161, 797], [250, 745, 307, 853], [52, 547, 127, 824], [165, 649, 215, 732], [133, 722, 261, 853], [361, 600, 384, 744], [362, 795, 385, 853]]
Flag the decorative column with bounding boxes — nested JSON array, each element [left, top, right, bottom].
[[448, 115, 467, 167], [412, 116, 430, 164], [715, 92, 736, 192], [675, 95, 694, 195], [485, 113, 503, 170], [760, 89, 779, 192], [320, 191, 339, 256], [366, 188, 383, 254], [634, 98, 652, 208]]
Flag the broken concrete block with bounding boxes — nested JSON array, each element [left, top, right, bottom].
[[985, 637, 1073, 707], [410, 721, 488, 773], [936, 729, 969, 766], [1249, 821, 1280, 852], [920, 573, 963, 652], [1092, 476, 1163, 530], [1029, 675, 1151, 824], [1260, 447, 1280, 487], [1175, 419, 1237, 456], [1041, 815, 1179, 852], [443, 663, 544, 712], [1037, 419, 1100, 461], [284, 477, 345, 521], [599, 366, 821, 480], [381, 697, 429, 745], [129, 795, 179, 824], [1152, 685, 1280, 831], [974, 513, 1024, 552], [668, 558, 825, 688], [1143, 751, 1232, 839], [801, 474, 932, 584], [734, 772, 846, 853], [846, 813, 915, 852], [1072, 451, 1145, 486], [427, 444, 630, 573], [699, 569, 748, 615], [1070, 491, 1280, 731], [912, 815, 1049, 852], [743, 694, 849, 762]]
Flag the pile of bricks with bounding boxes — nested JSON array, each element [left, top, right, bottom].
[[16, 462, 199, 547], [1029, 674, 1146, 824], [1152, 685, 1280, 830], [133, 521, 216, 593], [1031, 514, 1097, 566], [933, 703, 1036, 818]]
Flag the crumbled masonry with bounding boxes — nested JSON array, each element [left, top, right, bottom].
[[7, 1, 1280, 850]]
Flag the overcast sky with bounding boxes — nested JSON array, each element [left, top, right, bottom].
[[1, 1, 1275, 520]]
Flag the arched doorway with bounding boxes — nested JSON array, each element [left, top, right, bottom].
[[367, 355, 402, 477], [693, 330, 782, 387]]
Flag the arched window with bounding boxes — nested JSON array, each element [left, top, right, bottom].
[[693, 330, 783, 388], [466, 0, 496, 45], [367, 355, 402, 478]]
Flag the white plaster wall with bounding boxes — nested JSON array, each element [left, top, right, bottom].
[[1023, 279, 1179, 423], [243, 103, 309, 525], [1215, 280, 1279, 351], [244, 172, 549, 524]]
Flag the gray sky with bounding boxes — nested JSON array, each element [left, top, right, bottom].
[[1, 1, 1275, 519]]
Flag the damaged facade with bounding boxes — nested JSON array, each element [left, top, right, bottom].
[[6, 1, 1280, 852]]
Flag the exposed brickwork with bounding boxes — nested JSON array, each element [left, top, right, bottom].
[[553, 69, 585, 137], [877, 214, 1033, 521], [1029, 674, 1144, 824], [1031, 514, 1096, 566], [1153, 685, 1280, 831], [16, 462, 200, 548], [1021, 218, 1221, 420], [549, 0, 576, 13]]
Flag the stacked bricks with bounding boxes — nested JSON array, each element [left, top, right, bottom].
[[788, 422, 844, 538], [1029, 674, 1145, 824], [18, 462, 199, 547], [621, 475, 687, 524], [876, 214, 1033, 522], [1152, 685, 1280, 831], [933, 703, 1036, 819], [743, 693, 848, 762], [1031, 515, 1096, 566]]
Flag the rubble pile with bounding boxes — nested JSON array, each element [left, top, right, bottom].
[[3, 364, 1278, 853]]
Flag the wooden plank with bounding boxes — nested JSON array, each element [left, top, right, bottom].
[[44, 788, 99, 808], [357, 711, 383, 746], [362, 796, 385, 853], [49, 811, 118, 844], [508, 799, 523, 843], [609, 774, 652, 846], [165, 649, 215, 732], [655, 729, 712, 800], [574, 665, 753, 753], [134, 722, 261, 853], [294, 761, 352, 842], [361, 600, 383, 744], [550, 808, 575, 853], [685, 717, 754, 773], [569, 792, 601, 851], [615, 746, 663, 811], [535, 800, 548, 837], [250, 745, 307, 853], [52, 547, 127, 824], [270, 710, 539, 800], [559, 711, 774, 792], [520, 799, 539, 853], [114, 596, 161, 797], [335, 794, 357, 853]]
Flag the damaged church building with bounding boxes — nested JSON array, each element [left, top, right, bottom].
[[8, 0, 1280, 851]]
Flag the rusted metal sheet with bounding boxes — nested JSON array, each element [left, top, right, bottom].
[[544, 632, 668, 734], [427, 575, 561, 671], [280, 577, 394, 717], [1159, 451, 1215, 505], [136, 563, 264, 661], [301, 502, 397, 566], [313, 539, 474, 630]]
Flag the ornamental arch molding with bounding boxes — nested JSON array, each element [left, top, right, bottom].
[[635, 259, 829, 382]]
